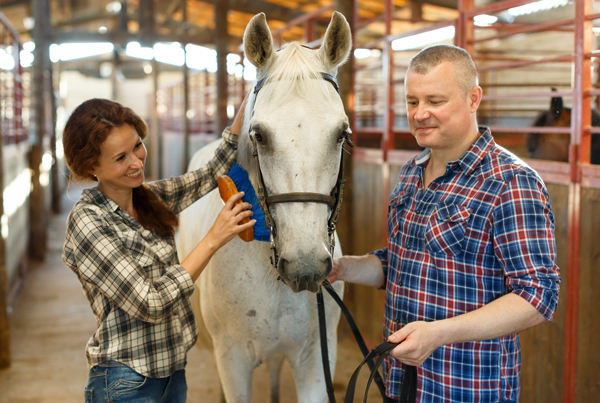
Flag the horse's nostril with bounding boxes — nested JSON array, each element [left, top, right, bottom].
[[324, 256, 333, 276]]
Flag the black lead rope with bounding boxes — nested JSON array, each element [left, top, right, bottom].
[[318, 282, 414, 403], [344, 341, 417, 403]]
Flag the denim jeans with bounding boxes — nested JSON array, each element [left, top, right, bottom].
[[84, 361, 187, 403]]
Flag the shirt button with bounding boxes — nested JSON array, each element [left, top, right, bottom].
[[398, 281, 403, 287], [394, 317, 402, 325], [406, 245, 411, 250], [415, 210, 420, 214], [445, 214, 451, 219]]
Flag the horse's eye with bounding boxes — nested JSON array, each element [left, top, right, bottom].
[[339, 131, 348, 142], [254, 130, 263, 142]]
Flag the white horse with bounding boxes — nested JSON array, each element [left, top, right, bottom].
[[177, 12, 352, 402]]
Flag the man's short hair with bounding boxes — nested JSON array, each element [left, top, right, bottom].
[[408, 44, 478, 95]]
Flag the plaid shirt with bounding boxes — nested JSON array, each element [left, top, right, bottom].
[[62, 128, 238, 378], [372, 127, 560, 402]]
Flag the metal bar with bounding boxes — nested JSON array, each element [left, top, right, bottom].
[[271, 4, 334, 37], [470, 18, 575, 44], [477, 55, 573, 72], [465, 0, 539, 18], [563, 1, 592, 401], [486, 126, 571, 134], [481, 91, 573, 101], [381, 0, 394, 245]]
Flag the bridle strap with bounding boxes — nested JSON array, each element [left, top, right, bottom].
[[267, 193, 336, 206], [255, 72, 340, 95]]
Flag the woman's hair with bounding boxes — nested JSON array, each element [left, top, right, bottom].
[[63, 98, 178, 236]]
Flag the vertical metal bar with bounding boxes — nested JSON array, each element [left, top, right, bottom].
[[149, 59, 160, 180], [563, 1, 591, 402], [382, 0, 394, 244], [214, 0, 228, 135], [182, 0, 190, 173]]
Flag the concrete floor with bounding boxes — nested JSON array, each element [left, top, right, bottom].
[[0, 185, 381, 403]]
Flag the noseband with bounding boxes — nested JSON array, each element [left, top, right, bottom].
[[248, 72, 353, 269]]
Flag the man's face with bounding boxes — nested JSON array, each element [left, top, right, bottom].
[[405, 61, 479, 153]]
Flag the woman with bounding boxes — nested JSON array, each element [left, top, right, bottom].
[[61, 98, 254, 402]]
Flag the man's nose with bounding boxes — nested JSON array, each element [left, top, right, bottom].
[[414, 104, 431, 121]]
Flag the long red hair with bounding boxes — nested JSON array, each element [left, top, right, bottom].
[[63, 98, 178, 236]]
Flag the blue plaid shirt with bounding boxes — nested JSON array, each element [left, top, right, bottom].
[[372, 127, 560, 402]]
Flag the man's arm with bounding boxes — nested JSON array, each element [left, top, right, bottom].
[[328, 254, 385, 288], [388, 293, 545, 366]]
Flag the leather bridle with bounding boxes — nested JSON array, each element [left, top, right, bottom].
[[248, 72, 353, 270]]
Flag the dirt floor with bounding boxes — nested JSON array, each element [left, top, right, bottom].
[[0, 185, 382, 403]]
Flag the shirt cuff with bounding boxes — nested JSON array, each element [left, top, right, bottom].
[[222, 126, 239, 147], [512, 286, 559, 322], [369, 248, 389, 290], [168, 264, 196, 300]]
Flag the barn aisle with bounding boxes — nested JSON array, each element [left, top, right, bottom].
[[0, 185, 380, 402]]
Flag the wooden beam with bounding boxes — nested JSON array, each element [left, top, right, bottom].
[[336, 0, 356, 256], [29, 0, 50, 261], [0, 78, 9, 370], [214, 0, 228, 135]]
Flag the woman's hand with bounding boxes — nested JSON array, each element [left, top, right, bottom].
[[231, 92, 251, 136], [207, 191, 256, 249]]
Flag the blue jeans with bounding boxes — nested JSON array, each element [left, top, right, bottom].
[[84, 361, 187, 403]]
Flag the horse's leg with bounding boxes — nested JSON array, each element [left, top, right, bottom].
[[266, 353, 284, 403], [212, 341, 255, 403]]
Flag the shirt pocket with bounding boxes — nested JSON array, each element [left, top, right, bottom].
[[387, 190, 408, 240], [118, 230, 155, 267], [425, 203, 471, 256]]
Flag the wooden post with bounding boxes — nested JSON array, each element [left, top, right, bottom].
[[149, 59, 161, 181], [0, 98, 9, 369], [49, 65, 61, 214], [214, 0, 228, 135], [29, 0, 51, 261], [182, 0, 191, 173], [381, 0, 394, 245], [336, 0, 356, 255]]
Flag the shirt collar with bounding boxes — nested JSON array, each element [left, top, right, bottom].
[[81, 187, 121, 213], [414, 127, 494, 177]]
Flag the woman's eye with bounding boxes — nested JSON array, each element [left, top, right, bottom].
[[117, 156, 124, 161], [135, 142, 142, 148]]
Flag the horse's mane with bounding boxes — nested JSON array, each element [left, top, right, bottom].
[[237, 42, 334, 176]]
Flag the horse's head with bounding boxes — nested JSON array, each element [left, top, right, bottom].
[[239, 12, 352, 293]]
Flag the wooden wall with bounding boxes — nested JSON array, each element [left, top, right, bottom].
[[344, 161, 599, 402]]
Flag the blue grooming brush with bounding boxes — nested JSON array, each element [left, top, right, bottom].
[[223, 164, 270, 242]]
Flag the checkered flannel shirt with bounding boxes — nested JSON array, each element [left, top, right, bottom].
[[372, 127, 560, 402], [62, 128, 238, 378]]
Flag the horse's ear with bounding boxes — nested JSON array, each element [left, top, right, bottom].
[[244, 13, 275, 69], [319, 11, 352, 70], [550, 88, 563, 120]]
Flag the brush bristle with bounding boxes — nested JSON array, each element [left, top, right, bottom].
[[226, 164, 270, 242]]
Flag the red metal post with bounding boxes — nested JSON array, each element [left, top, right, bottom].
[[563, 0, 592, 402], [381, 0, 394, 245]]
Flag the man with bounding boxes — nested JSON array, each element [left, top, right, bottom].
[[329, 45, 560, 402]]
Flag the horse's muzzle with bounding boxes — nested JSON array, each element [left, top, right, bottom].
[[278, 255, 332, 293]]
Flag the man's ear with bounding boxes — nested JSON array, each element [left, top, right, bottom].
[[469, 86, 483, 113]]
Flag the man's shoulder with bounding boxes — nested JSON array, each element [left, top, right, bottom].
[[478, 143, 542, 184]]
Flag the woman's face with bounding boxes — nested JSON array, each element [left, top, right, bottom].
[[92, 124, 147, 193]]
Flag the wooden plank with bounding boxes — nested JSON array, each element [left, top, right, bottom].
[[0, 85, 9, 369]]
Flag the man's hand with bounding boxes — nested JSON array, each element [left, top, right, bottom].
[[388, 321, 443, 367]]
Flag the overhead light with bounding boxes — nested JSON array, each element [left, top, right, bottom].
[[154, 42, 184, 66], [391, 26, 455, 51], [106, 1, 122, 13], [126, 42, 154, 60], [99, 62, 113, 78], [508, 0, 569, 17], [143, 62, 153, 74], [99, 26, 108, 34], [354, 48, 372, 59], [22, 17, 34, 30], [474, 14, 498, 27], [20, 49, 34, 68], [185, 44, 216, 70], [0, 49, 15, 70], [49, 43, 114, 62], [23, 41, 35, 52]]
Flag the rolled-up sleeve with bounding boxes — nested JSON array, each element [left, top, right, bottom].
[[64, 205, 195, 324], [147, 127, 239, 214], [492, 172, 561, 321], [369, 247, 389, 289]]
